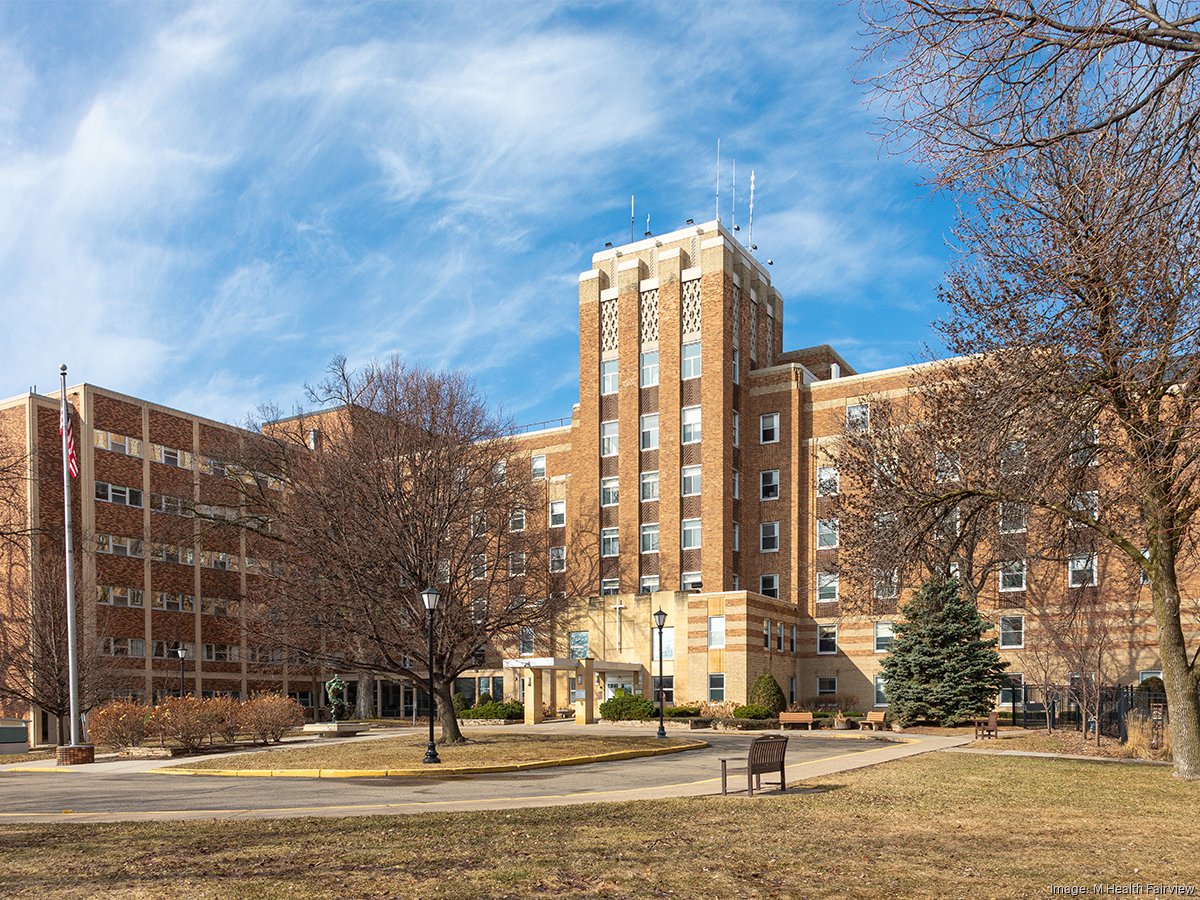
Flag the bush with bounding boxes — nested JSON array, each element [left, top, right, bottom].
[[748, 674, 787, 714], [460, 700, 524, 720], [207, 695, 241, 744], [1134, 676, 1166, 702], [240, 693, 305, 745], [87, 700, 149, 749], [698, 700, 738, 719], [151, 696, 215, 751], [732, 704, 774, 720], [599, 689, 657, 721], [664, 706, 702, 718], [452, 692, 471, 713], [476, 692, 494, 707], [1120, 714, 1173, 761]]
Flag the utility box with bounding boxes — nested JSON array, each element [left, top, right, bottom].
[[0, 718, 29, 754]]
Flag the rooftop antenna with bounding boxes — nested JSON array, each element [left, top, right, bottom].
[[732, 158, 737, 232], [749, 169, 756, 248], [715, 138, 721, 223], [630, 195, 635, 244]]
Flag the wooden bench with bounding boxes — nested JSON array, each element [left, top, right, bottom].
[[861, 710, 888, 731], [779, 711, 814, 731], [974, 711, 999, 739], [720, 734, 788, 796]]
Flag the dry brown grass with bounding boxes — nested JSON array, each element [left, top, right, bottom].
[[971, 729, 1142, 759], [1, 753, 1197, 898], [167, 732, 697, 771], [1119, 717, 1173, 761], [0, 749, 54, 765]]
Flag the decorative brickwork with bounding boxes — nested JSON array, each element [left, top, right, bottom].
[[681, 279, 702, 338], [600, 300, 619, 353], [56, 744, 95, 766], [639, 289, 659, 344]]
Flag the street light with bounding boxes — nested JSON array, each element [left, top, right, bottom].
[[653, 608, 667, 739], [174, 646, 187, 697], [421, 586, 442, 765]]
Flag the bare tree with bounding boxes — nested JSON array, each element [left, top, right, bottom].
[[230, 357, 588, 744], [861, 0, 1200, 186]]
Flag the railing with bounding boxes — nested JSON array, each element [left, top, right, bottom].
[[513, 416, 574, 434]]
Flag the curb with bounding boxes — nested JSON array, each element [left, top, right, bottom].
[[154, 739, 710, 779]]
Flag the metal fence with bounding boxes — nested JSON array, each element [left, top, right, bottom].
[[999, 681, 1178, 743]]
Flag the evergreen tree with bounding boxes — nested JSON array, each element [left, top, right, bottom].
[[880, 577, 1008, 726], [748, 674, 787, 714]]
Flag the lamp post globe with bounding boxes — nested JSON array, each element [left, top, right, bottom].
[[175, 646, 186, 697], [653, 608, 667, 739], [421, 587, 442, 764]]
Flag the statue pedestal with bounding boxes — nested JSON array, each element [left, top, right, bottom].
[[303, 722, 370, 738]]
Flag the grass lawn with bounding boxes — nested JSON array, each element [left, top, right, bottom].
[[167, 732, 699, 771], [970, 729, 1163, 759], [0, 750, 54, 765], [5, 753, 1198, 898]]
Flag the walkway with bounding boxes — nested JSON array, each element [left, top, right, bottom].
[[0, 725, 969, 824]]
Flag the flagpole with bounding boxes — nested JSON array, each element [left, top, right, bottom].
[[59, 364, 81, 747]]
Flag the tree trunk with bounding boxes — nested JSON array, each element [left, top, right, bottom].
[[55, 713, 65, 746], [355, 672, 373, 720], [1153, 577, 1200, 778], [436, 679, 465, 744]]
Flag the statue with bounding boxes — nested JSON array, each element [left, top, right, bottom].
[[325, 674, 349, 723]]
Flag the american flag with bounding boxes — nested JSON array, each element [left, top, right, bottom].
[[60, 401, 78, 479]]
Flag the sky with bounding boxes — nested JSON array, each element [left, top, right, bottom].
[[0, 1, 955, 429]]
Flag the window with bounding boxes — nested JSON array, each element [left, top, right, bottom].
[[1139, 669, 1163, 684], [777, 622, 785, 652], [640, 575, 659, 594], [94, 430, 143, 458], [471, 510, 487, 536], [999, 615, 1025, 648], [549, 500, 566, 528], [98, 586, 144, 608], [1000, 440, 1026, 475], [1070, 427, 1098, 466], [640, 523, 660, 554], [493, 459, 507, 484], [760, 412, 779, 444], [790, 624, 797, 654], [1069, 553, 1097, 587], [789, 675, 797, 705], [760, 469, 780, 500], [732, 574, 740, 590], [817, 624, 838, 655], [846, 403, 870, 433], [471, 553, 487, 580], [96, 534, 144, 558], [569, 631, 590, 659], [681, 406, 701, 444], [600, 421, 618, 457], [245, 646, 284, 665], [682, 518, 702, 550], [652, 626, 675, 660], [601, 478, 619, 507], [640, 351, 659, 388], [531, 455, 547, 479], [152, 640, 194, 660], [681, 571, 702, 591], [152, 592, 194, 613], [705, 619, 724, 652], [874, 622, 895, 653], [760, 574, 778, 599], [640, 471, 659, 502], [681, 465, 702, 496], [817, 676, 837, 696], [817, 519, 839, 549], [732, 410, 740, 447], [152, 443, 192, 469], [508, 552, 526, 577], [874, 675, 888, 707], [95, 481, 143, 508], [640, 413, 659, 451], [651, 675, 674, 705], [760, 521, 779, 552], [874, 569, 900, 600], [999, 502, 1027, 534], [708, 673, 726, 702], [201, 597, 238, 617], [763, 619, 771, 649], [681, 341, 701, 380], [550, 546, 566, 572], [149, 492, 189, 517], [509, 508, 526, 532], [732, 348, 740, 385], [204, 643, 238, 663], [732, 523, 740, 552], [816, 466, 838, 497], [1000, 673, 1025, 705], [817, 572, 839, 603], [601, 528, 619, 557], [732, 470, 740, 499], [471, 598, 488, 624], [600, 359, 618, 395], [935, 450, 960, 483], [1069, 490, 1099, 524], [1140, 548, 1151, 585], [1000, 560, 1026, 592], [98, 637, 145, 658], [519, 627, 535, 656]]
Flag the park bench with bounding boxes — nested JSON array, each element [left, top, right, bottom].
[[720, 734, 788, 796], [779, 711, 814, 731], [974, 711, 999, 739], [861, 710, 888, 731]]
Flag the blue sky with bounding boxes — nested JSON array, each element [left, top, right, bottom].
[[0, 1, 954, 428]]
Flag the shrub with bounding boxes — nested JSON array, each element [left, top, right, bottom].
[[240, 693, 305, 745], [698, 700, 737, 719], [599, 689, 657, 721], [1120, 714, 1173, 761], [452, 692, 471, 713], [207, 695, 241, 744], [460, 700, 524, 720], [1134, 676, 1166, 702], [732, 704, 774, 720], [664, 706, 702, 718], [87, 700, 149, 749], [152, 696, 214, 751], [476, 692, 494, 707], [748, 674, 787, 714]]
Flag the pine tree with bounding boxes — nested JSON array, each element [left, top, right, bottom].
[[748, 674, 787, 714], [880, 577, 1008, 726]]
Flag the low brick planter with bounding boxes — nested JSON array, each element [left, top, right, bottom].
[[56, 744, 95, 766]]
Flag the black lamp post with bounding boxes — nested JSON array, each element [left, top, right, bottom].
[[653, 608, 667, 739], [421, 587, 442, 765], [175, 646, 187, 697]]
